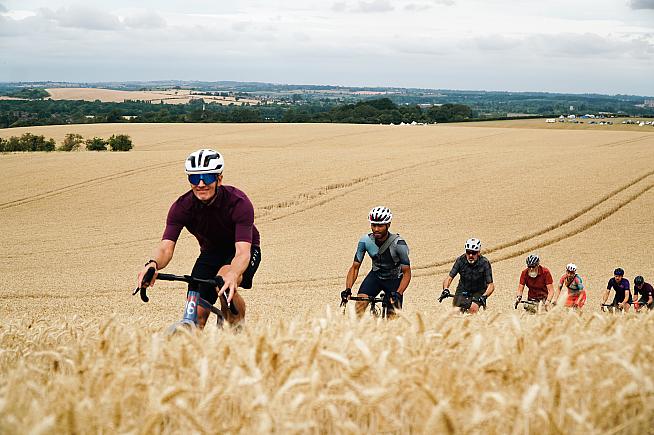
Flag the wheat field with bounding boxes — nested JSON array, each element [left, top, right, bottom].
[[1, 122, 654, 433]]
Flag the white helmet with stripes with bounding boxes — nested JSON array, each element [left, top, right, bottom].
[[185, 149, 224, 174], [566, 263, 577, 273], [368, 206, 392, 224]]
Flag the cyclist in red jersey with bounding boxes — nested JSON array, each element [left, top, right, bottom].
[[553, 263, 587, 309], [515, 254, 554, 311], [136, 149, 261, 328]]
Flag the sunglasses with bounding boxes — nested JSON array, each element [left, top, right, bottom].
[[188, 173, 218, 185], [465, 250, 479, 256]]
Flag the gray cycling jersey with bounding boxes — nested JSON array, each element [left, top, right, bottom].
[[449, 254, 493, 295], [354, 233, 410, 280]]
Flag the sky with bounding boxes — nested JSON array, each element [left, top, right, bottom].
[[1, 0, 653, 95]]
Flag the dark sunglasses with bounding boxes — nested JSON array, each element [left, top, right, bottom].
[[465, 250, 479, 256], [188, 173, 218, 185]]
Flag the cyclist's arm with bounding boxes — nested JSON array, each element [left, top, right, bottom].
[[601, 288, 610, 304], [137, 239, 176, 287], [621, 289, 630, 305], [483, 282, 495, 297], [482, 260, 494, 297], [397, 265, 411, 294], [443, 275, 454, 290], [546, 283, 554, 302], [516, 283, 525, 298], [346, 261, 362, 290], [220, 241, 251, 297]]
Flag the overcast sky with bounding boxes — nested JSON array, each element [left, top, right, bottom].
[[1, 0, 653, 95]]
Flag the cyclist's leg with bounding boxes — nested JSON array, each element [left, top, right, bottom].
[[380, 277, 403, 317], [453, 291, 472, 313], [191, 251, 229, 328], [357, 272, 382, 316], [217, 246, 261, 325]]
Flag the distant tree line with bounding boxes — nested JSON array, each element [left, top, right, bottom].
[[0, 133, 133, 152], [0, 98, 471, 128]]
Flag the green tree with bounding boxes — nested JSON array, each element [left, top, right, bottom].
[[108, 134, 133, 151], [19, 133, 55, 151], [86, 137, 108, 151], [0, 137, 5, 152], [59, 133, 84, 151]]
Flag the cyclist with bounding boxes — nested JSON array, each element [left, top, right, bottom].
[[553, 263, 586, 309], [343, 206, 411, 317], [441, 238, 494, 313], [136, 149, 261, 328], [515, 254, 554, 311], [633, 276, 653, 311], [601, 268, 631, 312]]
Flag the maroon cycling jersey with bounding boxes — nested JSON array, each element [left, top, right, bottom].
[[162, 185, 260, 253], [519, 266, 553, 300]]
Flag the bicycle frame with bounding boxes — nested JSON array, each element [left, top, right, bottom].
[[133, 267, 238, 328], [438, 289, 485, 313]]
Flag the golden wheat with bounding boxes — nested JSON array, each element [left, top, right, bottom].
[[1, 310, 653, 434]]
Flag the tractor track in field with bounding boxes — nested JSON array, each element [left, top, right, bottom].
[[0, 132, 507, 258]]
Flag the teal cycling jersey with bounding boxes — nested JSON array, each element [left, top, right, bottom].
[[354, 233, 410, 280]]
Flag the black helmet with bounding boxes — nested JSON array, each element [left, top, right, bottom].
[[634, 276, 644, 286], [614, 268, 624, 276]]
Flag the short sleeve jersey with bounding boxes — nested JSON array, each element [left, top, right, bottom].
[[162, 186, 260, 255], [449, 255, 493, 295], [559, 273, 584, 292], [634, 282, 654, 301], [606, 277, 631, 303], [519, 266, 553, 300], [354, 233, 410, 280]]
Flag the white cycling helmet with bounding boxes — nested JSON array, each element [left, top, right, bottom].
[[566, 263, 577, 273], [465, 238, 481, 252], [185, 149, 224, 175], [368, 206, 392, 224]]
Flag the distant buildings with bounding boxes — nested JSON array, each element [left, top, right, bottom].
[[644, 99, 654, 108]]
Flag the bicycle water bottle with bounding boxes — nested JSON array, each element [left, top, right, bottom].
[[182, 290, 201, 325]]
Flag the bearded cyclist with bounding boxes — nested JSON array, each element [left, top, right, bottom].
[[515, 254, 554, 310], [554, 263, 586, 309], [633, 276, 653, 311], [343, 206, 411, 317], [442, 238, 494, 314], [136, 149, 261, 329], [602, 268, 632, 311]]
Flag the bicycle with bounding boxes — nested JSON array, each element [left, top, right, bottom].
[[133, 266, 239, 332], [515, 299, 546, 314], [339, 289, 398, 318], [601, 300, 649, 313], [437, 289, 486, 313]]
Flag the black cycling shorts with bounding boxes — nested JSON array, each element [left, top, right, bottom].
[[358, 272, 403, 309], [189, 246, 261, 305], [454, 290, 483, 310]]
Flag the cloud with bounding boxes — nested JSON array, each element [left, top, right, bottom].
[[356, 0, 394, 13], [629, 0, 654, 9], [404, 4, 432, 11], [332, 2, 347, 12], [0, 3, 7, 13], [123, 10, 166, 29], [39, 5, 122, 30]]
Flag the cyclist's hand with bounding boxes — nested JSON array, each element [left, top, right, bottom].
[[473, 295, 487, 309], [514, 295, 522, 309], [219, 270, 239, 303], [137, 263, 158, 290], [438, 288, 450, 303], [391, 291, 403, 309], [341, 288, 352, 301]]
